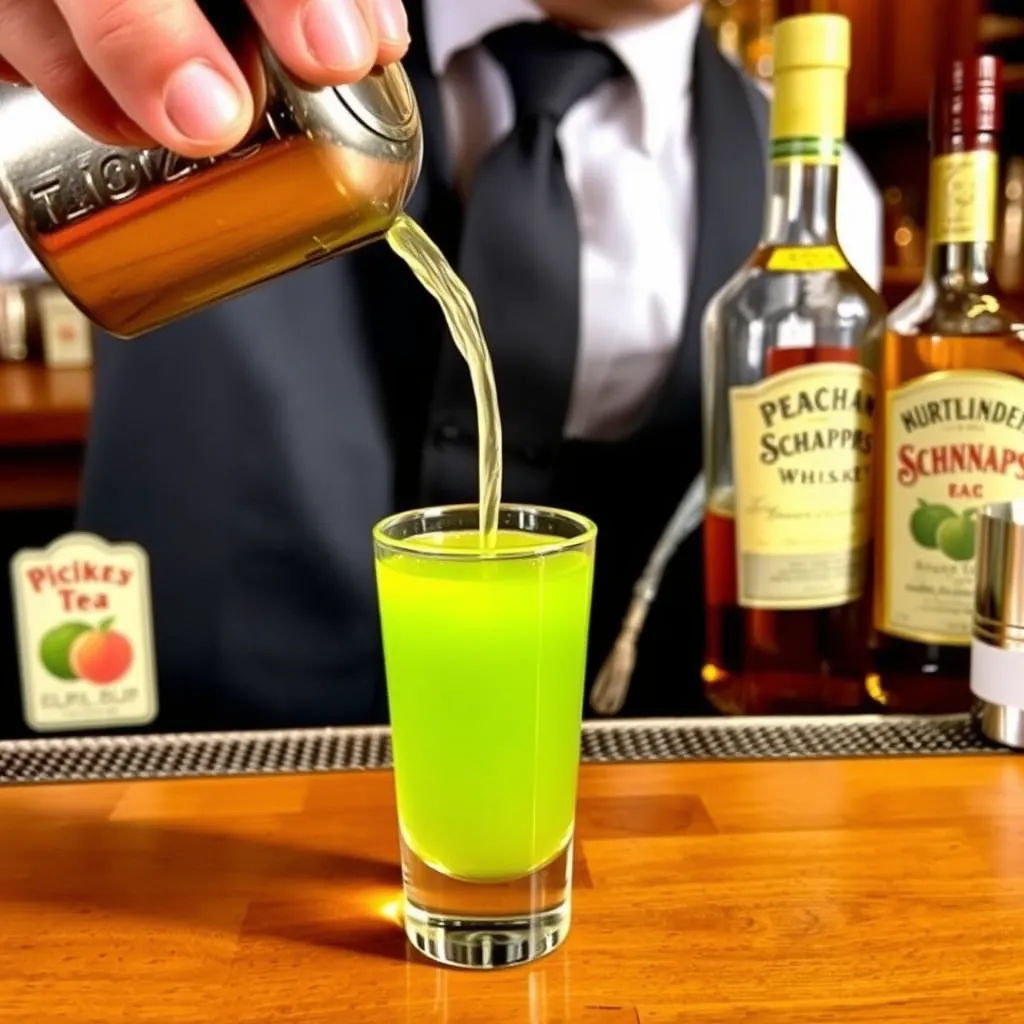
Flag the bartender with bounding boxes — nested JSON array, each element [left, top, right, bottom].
[[0, 0, 881, 732]]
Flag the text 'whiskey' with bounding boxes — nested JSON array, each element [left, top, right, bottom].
[[701, 13, 886, 716], [871, 56, 1024, 713]]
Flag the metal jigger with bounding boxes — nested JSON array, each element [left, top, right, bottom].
[[0, 40, 422, 339], [971, 501, 1024, 749]]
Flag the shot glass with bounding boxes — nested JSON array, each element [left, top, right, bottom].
[[373, 504, 597, 969]]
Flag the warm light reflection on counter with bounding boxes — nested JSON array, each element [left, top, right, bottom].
[[379, 895, 403, 924]]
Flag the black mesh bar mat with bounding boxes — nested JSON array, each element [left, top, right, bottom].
[[0, 714, 1004, 785]]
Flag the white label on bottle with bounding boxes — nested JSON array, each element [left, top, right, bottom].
[[880, 371, 1024, 645], [37, 290, 93, 368], [728, 362, 875, 608]]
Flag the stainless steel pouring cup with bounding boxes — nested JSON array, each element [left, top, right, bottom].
[[0, 44, 423, 338]]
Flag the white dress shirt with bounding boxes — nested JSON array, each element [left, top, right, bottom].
[[0, 0, 883, 442]]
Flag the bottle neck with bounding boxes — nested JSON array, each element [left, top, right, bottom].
[[763, 65, 845, 247], [927, 241, 996, 290], [763, 160, 840, 246], [925, 137, 1000, 290]]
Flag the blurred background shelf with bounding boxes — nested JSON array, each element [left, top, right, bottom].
[[0, 364, 91, 448], [0, 363, 90, 510], [705, 0, 1024, 308], [706, 0, 1024, 122]]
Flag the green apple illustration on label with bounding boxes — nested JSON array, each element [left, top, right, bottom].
[[39, 621, 90, 680], [935, 510, 977, 562], [909, 499, 957, 549], [38, 617, 134, 685]]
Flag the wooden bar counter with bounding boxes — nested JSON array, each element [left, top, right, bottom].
[[1, 726, 1022, 1023]]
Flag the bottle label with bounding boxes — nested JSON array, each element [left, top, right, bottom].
[[729, 362, 875, 609], [770, 68, 846, 166], [929, 151, 998, 245], [880, 370, 1024, 645], [37, 289, 93, 368], [766, 246, 849, 273]]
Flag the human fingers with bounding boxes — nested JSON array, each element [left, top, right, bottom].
[[366, 0, 411, 66], [243, 0, 407, 87], [52, 0, 255, 158], [0, 0, 154, 145]]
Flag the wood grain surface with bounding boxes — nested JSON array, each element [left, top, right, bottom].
[[2, 755, 1023, 1023]]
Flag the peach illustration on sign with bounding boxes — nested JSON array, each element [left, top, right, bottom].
[[38, 617, 134, 685]]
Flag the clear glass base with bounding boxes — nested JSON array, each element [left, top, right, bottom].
[[403, 902, 569, 969], [400, 835, 573, 969]]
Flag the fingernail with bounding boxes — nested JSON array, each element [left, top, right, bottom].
[[302, 0, 373, 71], [373, 0, 409, 44], [163, 60, 243, 142]]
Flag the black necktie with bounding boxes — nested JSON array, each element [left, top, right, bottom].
[[425, 21, 626, 502]]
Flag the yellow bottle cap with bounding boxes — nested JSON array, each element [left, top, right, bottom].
[[773, 14, 851, 74]]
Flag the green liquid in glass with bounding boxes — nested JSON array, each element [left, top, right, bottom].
[[376, 529, 594, 882]]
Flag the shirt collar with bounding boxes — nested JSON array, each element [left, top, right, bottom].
[[424, 0, 705, 156]]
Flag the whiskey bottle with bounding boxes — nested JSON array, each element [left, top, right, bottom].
[[701, 13, 886, 716], [870, 56, 1024, 714]]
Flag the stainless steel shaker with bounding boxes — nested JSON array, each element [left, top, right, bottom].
[[0, 43, 423, 338], [971, 501, 1024, 749]]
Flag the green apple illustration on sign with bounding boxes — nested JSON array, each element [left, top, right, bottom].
[[909, 500, 977, 561], [39, 618, 134, 685]]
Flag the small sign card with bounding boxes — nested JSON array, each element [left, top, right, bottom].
[[11, 533, 158, 732], [37, 289, 93, 368]]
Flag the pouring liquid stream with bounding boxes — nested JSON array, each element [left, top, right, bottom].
[[385, 214, 503, 548]]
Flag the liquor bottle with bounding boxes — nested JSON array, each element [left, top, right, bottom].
[[996, 157, 1024, 293], [0, 280, 93, 367], [870, 56, 1024, 713], [701, 13, 886, 716]]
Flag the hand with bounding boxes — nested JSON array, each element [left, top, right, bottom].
[[0, 0, 410, 158]]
